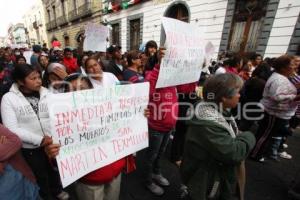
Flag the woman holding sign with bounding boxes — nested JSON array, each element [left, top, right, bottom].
[[46, 59, 126, 200], [0, 64, 69, 200], [143, 46, 179, 196], [180, 73, 255, 200]]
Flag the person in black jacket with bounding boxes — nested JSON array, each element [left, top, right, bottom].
[[105, 45, 124, 81]]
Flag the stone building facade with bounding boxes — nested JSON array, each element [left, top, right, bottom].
[[41, 0, 102, 48], [102, 0, 300, 58], [23, 0, 49, 47]]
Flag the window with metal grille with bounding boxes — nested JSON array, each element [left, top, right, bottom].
[[111, 23, 120, 46], [129, 18, 141, 50]]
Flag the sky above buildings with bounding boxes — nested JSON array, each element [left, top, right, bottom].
[[0, 0, 38, 37]]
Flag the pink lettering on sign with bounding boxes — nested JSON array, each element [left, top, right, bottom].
[[54, 103, 113, 127], [112, 132, 148, 154], [119, 96, 148, 110], [167, 31, 185, 46], [77, 121, 89, 132], [56, 125, 74, 138], [92, 147, 108, 164], [59, 151, 89, 179], [118, 127, 133, 137]]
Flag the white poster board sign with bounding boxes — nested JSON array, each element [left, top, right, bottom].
[[156, 17, 205, 88], [47, 83, 149, 187], [83, 23, 109, 52], [23, 51, 33, 64], [205, 41, 215, 59]]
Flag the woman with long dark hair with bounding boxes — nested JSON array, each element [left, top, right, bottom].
[[1, 64, 68, 200]]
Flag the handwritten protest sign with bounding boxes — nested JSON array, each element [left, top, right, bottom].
[[83, 23, 109, 52], [204, 41, 215, 71], [156, 17, 205, 88], [47, 83, 149, 187], [205, 41, 215, 59], [23, 51, 33, 64]]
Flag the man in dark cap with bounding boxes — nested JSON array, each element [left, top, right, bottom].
[[105, 45, 124, 81]]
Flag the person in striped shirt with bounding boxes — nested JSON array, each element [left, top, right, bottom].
[[287, 56, 300, 157], [251, 55, 300, 162], [123, 50, 145, 84]]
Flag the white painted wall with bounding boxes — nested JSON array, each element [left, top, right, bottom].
[[104, 0, 228, 57], [264, 0, 300, 57]]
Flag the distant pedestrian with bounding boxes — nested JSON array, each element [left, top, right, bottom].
[[31, 45, 42, 68], [63, 48, 78, 74]]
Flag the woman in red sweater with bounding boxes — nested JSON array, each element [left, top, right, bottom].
[[143, 47, 178, 196]]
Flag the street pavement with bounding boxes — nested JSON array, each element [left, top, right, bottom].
[[120, 132, 300, 200]]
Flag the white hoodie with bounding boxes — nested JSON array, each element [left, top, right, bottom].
[[1, 84, 51, 149]]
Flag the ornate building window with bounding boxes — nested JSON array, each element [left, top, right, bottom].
[[228, 0, 269, 53], [129, 18, 141, 50]]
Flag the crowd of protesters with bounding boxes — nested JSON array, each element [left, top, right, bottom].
[[0, 39, 300, 200]]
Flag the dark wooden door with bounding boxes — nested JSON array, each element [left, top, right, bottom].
[[228, 0, 268, 53]]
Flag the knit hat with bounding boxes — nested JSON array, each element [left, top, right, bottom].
[[47, 62, 66, 73]]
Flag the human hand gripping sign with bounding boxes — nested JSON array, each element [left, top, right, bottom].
[[42, 135, 60, 158], [158, 47, 166, 64], [144, 108, 150, 118]]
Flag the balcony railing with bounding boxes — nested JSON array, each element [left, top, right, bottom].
[[51, 20, 57, 30], [46, 20, 57, 31], [57, 15, 68, 27], [68, 9, 79, 22], [46, 22, 51, 31], [78, 2, 92, 18]]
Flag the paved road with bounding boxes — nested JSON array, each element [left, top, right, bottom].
[[120, 132, 300, 200]]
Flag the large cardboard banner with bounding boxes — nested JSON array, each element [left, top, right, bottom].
[[83, 23, 109, 52], [47, 83, 150, 187], [156, 17, 205, 88]]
